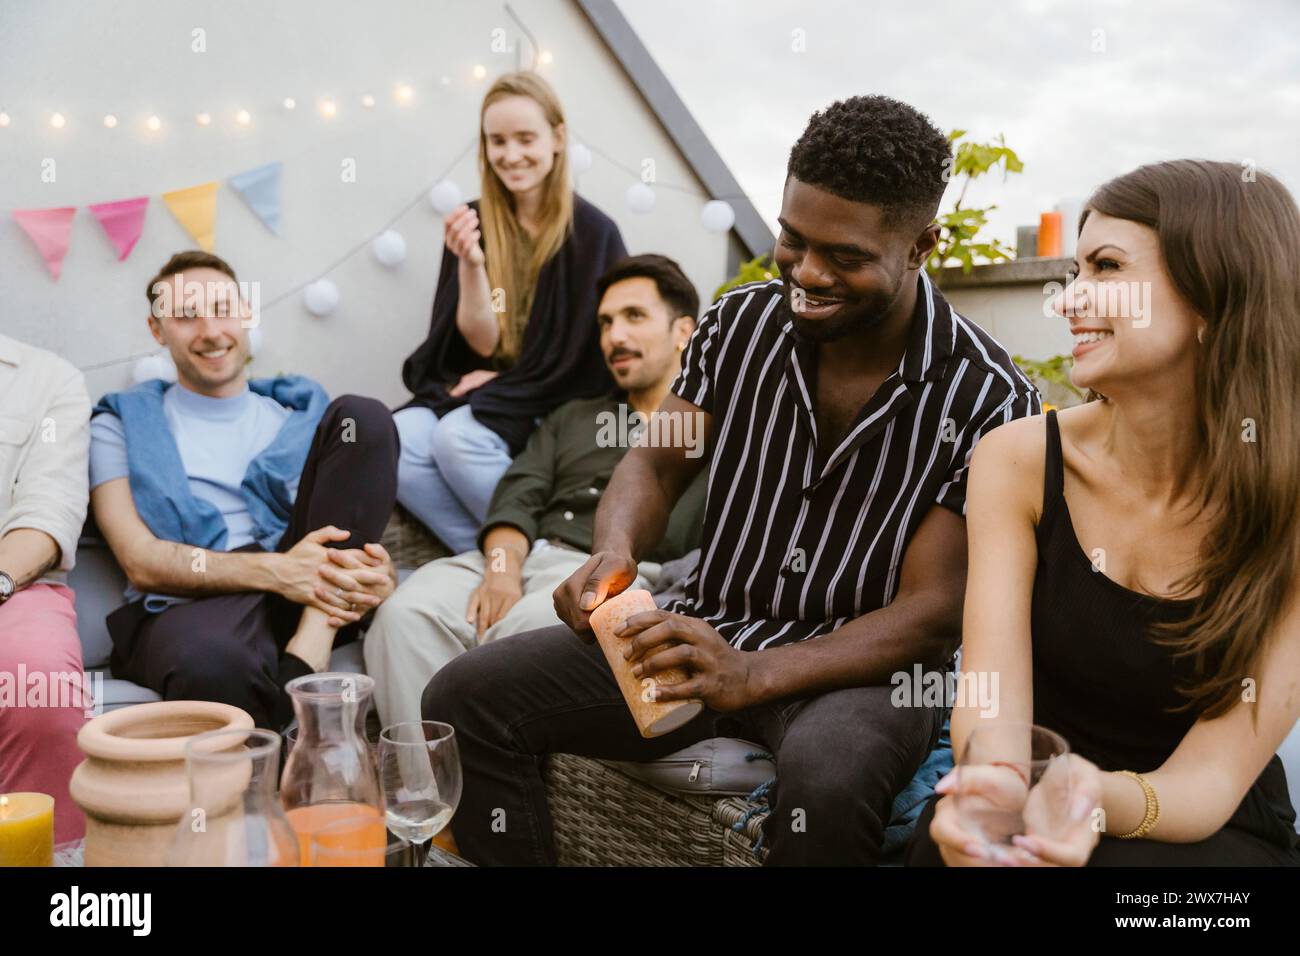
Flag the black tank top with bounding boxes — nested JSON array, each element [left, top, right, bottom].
[[1030, 411, 1299, 857], [1031, 411, 1202, 771]]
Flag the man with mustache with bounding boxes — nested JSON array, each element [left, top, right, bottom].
[[365, 254, 706, 729], [89, 251, 399, 729], [424, 96, 1040, 866]]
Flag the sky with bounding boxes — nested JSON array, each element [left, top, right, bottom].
[[615, 0, 1300, 249]]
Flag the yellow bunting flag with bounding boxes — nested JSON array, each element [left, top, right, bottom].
[[162, 181, 218, 251]]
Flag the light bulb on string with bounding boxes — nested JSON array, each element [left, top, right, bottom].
[[0, 112, 9, 127], [319, 98, 337, 119], [103, 114, 118, 128], [195, 112, 212, 126], [395, 84, 414, 104], [626, 181, 656, 214], [472, 65, 487, 80], [700, 200, 736, 233], [361, 94, 376, 108], [538, 50, 554, 65], [50, 112, 66, 129], [235, 109, 251, 126], [282, 97, 296, 110], [146, 115, 161, 132]]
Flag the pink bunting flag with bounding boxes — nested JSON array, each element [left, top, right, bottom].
[[11, 207, 77, 280], [89, 197, 149, 261]]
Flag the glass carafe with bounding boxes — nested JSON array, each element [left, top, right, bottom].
[[279, 672, 384, 865], [167, 728, 299, 866]]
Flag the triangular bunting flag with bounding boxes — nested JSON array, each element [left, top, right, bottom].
[[88, 196, 149, 261], [162, 181, 218, 251], [228, 161, 283, 235], [12, 207, 77, 280]]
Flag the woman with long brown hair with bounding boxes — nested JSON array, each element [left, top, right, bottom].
[[910, 159, 1300, 865], [397, 71, 627, 551]]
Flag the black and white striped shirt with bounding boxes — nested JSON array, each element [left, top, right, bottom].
[[667, 271, 1040, 651]]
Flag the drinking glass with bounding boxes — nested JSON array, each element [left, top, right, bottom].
[[955, 721, 1072, 862], [168, 728, 299, 867], [378, 721, 461, 868]]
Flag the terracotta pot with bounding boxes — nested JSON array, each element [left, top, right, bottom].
[[69, 700, 254, 867]]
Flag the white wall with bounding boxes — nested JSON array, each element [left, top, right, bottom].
[[0, 0, 733, 404], [944, 283, 1074, 363]]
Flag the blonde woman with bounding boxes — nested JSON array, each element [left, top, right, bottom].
[[910, 160, 1300, 866], [398, 72, 627, 551]]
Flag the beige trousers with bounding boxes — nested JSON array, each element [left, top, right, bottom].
[[364, 541, 658, 728]]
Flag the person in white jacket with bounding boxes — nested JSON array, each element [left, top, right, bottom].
[[0, 332, 92, 845]]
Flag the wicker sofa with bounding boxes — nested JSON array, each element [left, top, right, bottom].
[[70, 505, 1300, 862]]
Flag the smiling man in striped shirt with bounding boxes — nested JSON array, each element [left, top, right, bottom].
[[424, 95, 1040, 866]]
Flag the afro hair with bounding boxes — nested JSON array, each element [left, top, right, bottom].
[[787, 95, 951, 231]]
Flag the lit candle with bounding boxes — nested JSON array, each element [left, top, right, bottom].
[[0, 793, 55, 867]]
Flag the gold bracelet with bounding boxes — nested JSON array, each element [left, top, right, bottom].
[[1114, 770, 1160, 839]]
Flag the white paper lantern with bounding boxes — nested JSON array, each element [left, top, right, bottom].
[[568, 142, 592, 175], [626, 181, 656, 214], [303, 279, 340, 317], [133, 351, 177, 384], [428, 180, 463, 216], [701, 199, 736, 233], [372, 230, 408, 267]]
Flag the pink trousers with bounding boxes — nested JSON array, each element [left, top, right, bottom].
[[0, 583, 89, 843]]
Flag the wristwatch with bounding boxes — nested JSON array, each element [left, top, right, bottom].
[[0, 571, 14, 604]]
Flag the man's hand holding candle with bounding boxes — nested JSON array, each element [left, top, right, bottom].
[[618, 610, 755, 713], [553, 549, 640, 637]]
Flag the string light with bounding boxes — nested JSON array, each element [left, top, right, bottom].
[[283, 97, 297, 110], [235, 109, 252, 126], [361, 94, 376, 108], [195, 112, 212, 126], [538, 50, 553, 65], [50, 112, 66, 129], [103, 114, 117, 128], [395, 84, 414, 103], [146, 114, 162, 132], [319, 98, 337, 119], [472, 64, 487, 79], [0, 112, 9, 127]]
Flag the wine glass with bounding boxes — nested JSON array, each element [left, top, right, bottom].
[[955, 722, 1071, 863], [378, 721, 462, 867]]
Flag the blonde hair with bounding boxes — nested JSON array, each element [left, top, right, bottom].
[[478, 71, 574, 364]]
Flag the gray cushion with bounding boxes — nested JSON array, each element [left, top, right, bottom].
[[68, 537, 127, 671], [94, 674, 162, 712], [614, 737, 774, 796]]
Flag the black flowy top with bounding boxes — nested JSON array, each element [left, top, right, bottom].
[[401, 194, 628, 455]]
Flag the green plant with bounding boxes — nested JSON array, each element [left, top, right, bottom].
[[713, 254, 781, 301], [1013, 353, 1083, 405], [926, 131, 1024, 275]]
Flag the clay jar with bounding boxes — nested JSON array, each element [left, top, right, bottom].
[[69, 700, 254, 867]]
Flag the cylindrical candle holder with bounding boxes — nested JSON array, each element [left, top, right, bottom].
[[1037, 211, 1063, 258], [0, 792, 54, 866], [588, 589, 703, 738]]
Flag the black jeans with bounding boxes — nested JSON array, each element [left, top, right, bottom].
[[422, 624, 946, 865], [108, 395, 399, 730]]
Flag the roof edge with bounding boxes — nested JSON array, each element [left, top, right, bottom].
[[574, 0, 776, 260]]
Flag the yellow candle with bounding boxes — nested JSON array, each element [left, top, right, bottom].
[[0, 793, 55, 867]]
